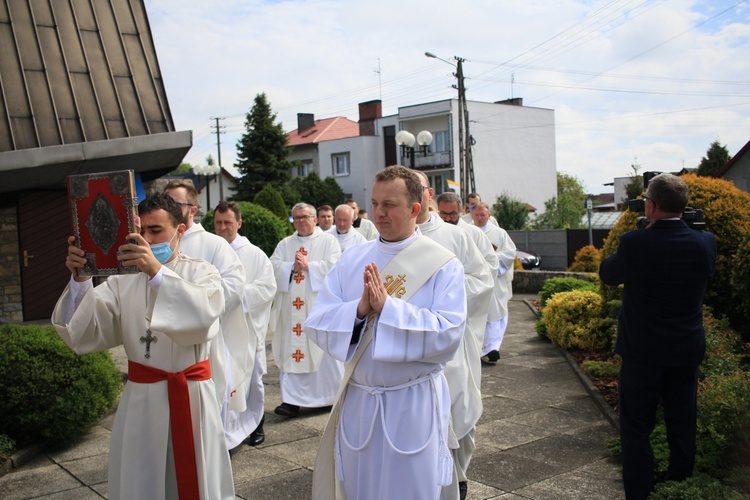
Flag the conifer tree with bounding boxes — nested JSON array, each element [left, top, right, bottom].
[[231, 93, 295, 200]]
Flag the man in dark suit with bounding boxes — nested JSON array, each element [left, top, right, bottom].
[[599, 173, 717, 499]]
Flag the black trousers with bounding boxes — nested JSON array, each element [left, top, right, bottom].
[[618, 360, 700, 500]]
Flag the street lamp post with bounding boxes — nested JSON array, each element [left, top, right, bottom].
[[425, 51, 474, 203], [395, 130, 433, 168], [193, 163, 221, 210]]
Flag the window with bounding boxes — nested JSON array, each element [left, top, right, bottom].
[[297, 161, 313, 177], [432, 131, 451, 153], [430, 174, 445, 195], [332, 153, 350, 177]]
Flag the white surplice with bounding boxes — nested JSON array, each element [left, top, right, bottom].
[[180, 222, 252, 415], [270, 227, 343, 406], [328, 227, 368, 252], [304, 230, 467, 500], [475, 222, 516, 355], [419, 213, 493, 441], [51, 253, 235, 500], [353, 217, 379, 240], [223, 235, 277, 449]]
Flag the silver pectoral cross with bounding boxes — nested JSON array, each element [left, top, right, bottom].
[[139, 329, 158, 359]]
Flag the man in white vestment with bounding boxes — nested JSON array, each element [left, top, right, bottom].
[[329, 203, 367, 251], [471, 202, 516, 365], [270, 203, 343, 417], [460, 192, 499, 227], [317, 205, 334, 232], [345, 198, 379, 240], [214, 201, 277, 448], [304, 166, 467, 500], [52, 194, 235, 499], [165, 181, 252, 435], [416, 174, 494, 500]]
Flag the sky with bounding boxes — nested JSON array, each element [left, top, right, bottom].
[[145, 0, 750, 195]]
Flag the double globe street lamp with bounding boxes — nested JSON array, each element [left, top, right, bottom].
[[192, 163, 221, 210], [395, 129, 433, 168]]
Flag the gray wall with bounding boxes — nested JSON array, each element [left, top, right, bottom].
[[508, 230, 568, 270]]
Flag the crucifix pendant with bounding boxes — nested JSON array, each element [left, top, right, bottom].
[[140, 328, 158, 359]]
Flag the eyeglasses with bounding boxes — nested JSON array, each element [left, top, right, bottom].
[[421, 186, 431, 191], [174, 201, 194, 208], [439, 210, 459, 218], [292, 215, 315, 221]]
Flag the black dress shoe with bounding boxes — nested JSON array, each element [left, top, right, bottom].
[[488, 349, 500, 362], [458, 481, 468, 500], [245, 416, 265, 446], [274, 403, 300, 417]]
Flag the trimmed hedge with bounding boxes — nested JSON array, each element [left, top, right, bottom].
[[539, 276, 599, 307], [0, 324, 121, 449], [568, 244, 601, 272], [542, 290, 614, 350]]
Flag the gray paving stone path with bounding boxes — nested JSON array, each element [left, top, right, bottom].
[[0, 294, 625, 499]]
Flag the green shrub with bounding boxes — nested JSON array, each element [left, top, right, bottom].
[[0, 324, 121, 449], [701, 312, 743, 378], [539, 277, 599, 307], [695, 370, 750, 475], [600, 174, 750, 337], [568, 245, 601, 272], [203, 201, 288, 256], [543, 290, 613, 350], [534, 317, 547, 338], [0, 434, 15, 460], [603, 299, 622, 320], [253, 184, 289, 221], [581, 359, 620, 379], [650, 474, 746, 500]]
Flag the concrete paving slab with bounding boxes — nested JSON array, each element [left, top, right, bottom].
[[495, 383, 585, 406], [464, 479, 505, 499], [504, 434, 611, 470], [37, 486, 105, 499], [1, 463, 82, 499], [469, 449, 569, 491], [58, 454, 108, 486], [480, 395, 544, 421], [46, 426, 110, 463], [230, 446, 303, 484], [475, 419, 556, 452], [515, 468, 625, 499], [505, 406, 601, 433], [258, 436, 320, 470], [234, 467, 313, 500]]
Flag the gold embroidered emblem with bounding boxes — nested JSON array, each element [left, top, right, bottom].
[[384, 274, 407, 299]]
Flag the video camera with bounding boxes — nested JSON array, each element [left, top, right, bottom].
[[627, 171, 706, 230]]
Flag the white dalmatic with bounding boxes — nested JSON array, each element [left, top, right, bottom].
[[304, 230, 467, 500], [180, 223, 252, 414], [476, 222, 517, 355], [419, 213, 493, 441], [270, 227, 343, 406], [51, 254, 235, 500], [224, 235, 277, 449]]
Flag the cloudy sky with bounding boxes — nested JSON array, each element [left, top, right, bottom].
[[145, 0, 750, 195]]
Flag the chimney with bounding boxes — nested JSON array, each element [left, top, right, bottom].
[[358, 100, 382, 136], [297, 113, 315, 132], [495, 97, 523, 106]]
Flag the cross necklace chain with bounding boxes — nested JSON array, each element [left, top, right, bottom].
[[139, 283, 157, 358]]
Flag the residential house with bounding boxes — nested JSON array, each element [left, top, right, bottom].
[[717, 138, 750, 193]]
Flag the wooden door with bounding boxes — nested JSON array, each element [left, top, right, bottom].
[[18, 190, 71, 320]]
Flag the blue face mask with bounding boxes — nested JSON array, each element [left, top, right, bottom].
[[150, 228, 179, 264]]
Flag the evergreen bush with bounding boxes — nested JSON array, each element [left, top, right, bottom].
[[253, 184, 290, 221], [539, 276, 599, 307], [650, 474, 746, 500], [0, 434, 14, 460], [203, 201, 288, 256], [581, 359, 620, 378], [568, 244, 601, 272], [543, 290, 614, 350], [0, 324, 121, 449], [600, 174, 750, 336]]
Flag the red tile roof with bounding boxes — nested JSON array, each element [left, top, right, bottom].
[[287, 117, 360, 146]]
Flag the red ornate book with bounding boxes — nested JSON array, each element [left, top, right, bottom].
[[67, 170, 139, 276]]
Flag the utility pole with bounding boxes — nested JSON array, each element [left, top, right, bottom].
[[210, 117, 226, 201], [454, 57, 475, 202]]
